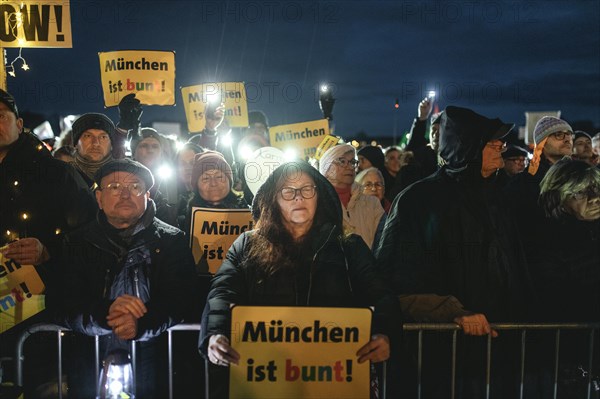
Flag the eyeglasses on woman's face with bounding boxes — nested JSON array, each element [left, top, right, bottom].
[[334, 157, 359, 168], [280, 185, 317, 200]]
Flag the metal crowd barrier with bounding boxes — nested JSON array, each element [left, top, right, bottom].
[[403, 322, 599, 399], [13, 322, 599, 399]]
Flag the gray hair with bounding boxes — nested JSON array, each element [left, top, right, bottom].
[[539, 157, 600, 219], [355, 167, 384, 185]]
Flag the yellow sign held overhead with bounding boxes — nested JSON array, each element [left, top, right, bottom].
[[269, 119, 330, 160], [181, 82, 249, 133], [0, 1, 72, 48], [98, 50, 176, 107], [230, 306, 372, 399]]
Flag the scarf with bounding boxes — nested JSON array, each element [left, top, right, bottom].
[[73, 151, 114, 182]]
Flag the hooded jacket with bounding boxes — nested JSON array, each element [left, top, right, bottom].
[[199, 161, 401, 355], [376, 107, 533, 321]]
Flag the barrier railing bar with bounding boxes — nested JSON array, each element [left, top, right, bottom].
[[451, 330, 457, 399], [587, 328, 595, 399], [168, 329, 173, 399], [95, 335, 100, 396], [131, 340, 137, 397], [417, 329, 422, 399], [486, 333, 492, 399], [553, 329, 560, 399], [519, 329, 526, 399], [57, 330, 63, 399]]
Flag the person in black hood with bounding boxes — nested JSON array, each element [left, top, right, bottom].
[[376, 106, 534, 397], [199, 161, 401, 397]]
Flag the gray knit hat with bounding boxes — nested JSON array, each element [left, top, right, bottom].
[[72, 113, 116, 145], [533, 116, 572, 145]]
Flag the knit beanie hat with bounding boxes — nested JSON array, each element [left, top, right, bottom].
[[319, 144, 356, 175], [533, 116, 573, 145], [94, 158, 154, 191], [131, 127, 163, 155], [191, 151, 233, 188], [72, 113, 116, 145], [574, 130, 592, 142], [357, 146, 385, 171]]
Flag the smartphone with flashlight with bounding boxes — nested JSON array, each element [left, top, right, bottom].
[[428, 90, 436, 99], [205, 91, 223, 120]]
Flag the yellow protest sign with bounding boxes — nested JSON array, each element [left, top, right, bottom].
[[0, 1, 72, 48], [269, 119, 330, 160], [0, 252, 45, 334], [230, 306, 372, 399], [98, 50, 176, 107], [314, 135, 343, 160], [190, 208, 253, 274], [181, 82, 249, 133]]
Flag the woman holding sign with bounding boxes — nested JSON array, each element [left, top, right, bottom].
[[200, 161, 401, 396]]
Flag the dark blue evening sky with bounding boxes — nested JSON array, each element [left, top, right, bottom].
[[6, 0, 600, 139]]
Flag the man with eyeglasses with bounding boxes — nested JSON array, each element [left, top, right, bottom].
[[319, 144, 385, 250], [501, 145, 530, 177], [505, 116, 574, 241], [55, 158, 197, 398]]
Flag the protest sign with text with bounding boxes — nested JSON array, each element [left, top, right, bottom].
[[190, 207, 253, 274], [230, 306, 372, 399], [269, 119, 330, 160], [0, 1, 72, 48], [98, 50, 176, 107], [0, 251, 45, 334], [181, 82, 249, 133]]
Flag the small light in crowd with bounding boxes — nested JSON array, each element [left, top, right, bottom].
[[428, 90, 436, 99], [55, 228, 61, 235], [6, 230, 11, 236], [221, 132, 233, 147], [14, 181, 19, 186], [320, 84, 328, 93], [240, 145, 254, 160], [284, 148, 298, 161], [371, 141, 378, 146], [21, 62, 29, 71], [175, 141, 186, 151], [36, 144, 43, 151], [157, 164, 173, 180], [351, 140, 359, 148], [21, 213, 29, 221], [206, 91, 220, 104]]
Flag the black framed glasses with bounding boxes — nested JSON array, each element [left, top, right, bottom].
[[551, 131, 573, 141], [280, 185, 317, 201], [334, 158, 359, 168], [101, 182, 146, 197]]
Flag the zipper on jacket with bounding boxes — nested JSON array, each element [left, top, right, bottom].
[[134, 268, 140, 298], [306, 225, 336, 306]]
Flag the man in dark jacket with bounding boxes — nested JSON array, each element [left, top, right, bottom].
[[376, 106, 533, 397], [56, 158, 197, 398], [0, 88, 96, 295]]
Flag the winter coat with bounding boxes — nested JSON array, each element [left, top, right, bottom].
[[0, 131, 97, 285], [343, 183, 385, 249], [199, 161, 401, 355], [376, 111, 534, 322], [404, 117, 438, 178], [56, 211, 197, 340]]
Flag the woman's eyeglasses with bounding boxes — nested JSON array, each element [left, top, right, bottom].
[[280, 185, 317, 200], [334, 158, 359, 168], [362, 182, 384, 191]]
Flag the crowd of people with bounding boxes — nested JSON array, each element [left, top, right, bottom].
[[1, 87, 599, 398]]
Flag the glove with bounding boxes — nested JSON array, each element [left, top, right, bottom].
[[118, 93, 143, 130]]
